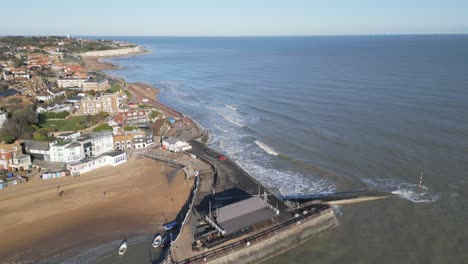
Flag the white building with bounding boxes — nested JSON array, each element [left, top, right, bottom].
[[67, 151, 126, 175], [27, 132, 114, 163], [78, 132, 114, 158], [49, 141, 84, 163], [57, 78, 87, 88], [162, 137, 191, 152], [36, 90, 66, 102]]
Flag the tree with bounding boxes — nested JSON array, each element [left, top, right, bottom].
[[149, 110, 162, 120], [88, 89, 96, 96], [0, 107, 38, 140], [1, 135, 15, 144], [11, 57, 25, 68]]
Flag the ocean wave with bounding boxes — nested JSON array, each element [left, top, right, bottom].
[[363, 178, 440, 203], [255, 140, 279, 156], [243, 162, 336, 196], [214, 124, 228, 133], [225, 104, 238, 111], [207, 106, 245, 127], [212, 129, 334, 196]]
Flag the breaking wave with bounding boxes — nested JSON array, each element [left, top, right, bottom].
[[225, 104, 239, 111], [214, 124, 228, 133], [207, 106, 245, 127], [255, 140, 279, 156], [363, 178, 440, 203]]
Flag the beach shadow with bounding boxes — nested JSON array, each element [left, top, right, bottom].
[[165, 167, 180, 184]]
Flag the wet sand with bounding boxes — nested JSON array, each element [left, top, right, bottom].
[[0, 157, 193, 263]]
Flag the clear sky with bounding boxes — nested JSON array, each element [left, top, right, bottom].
[[1, 0, 467, 36]]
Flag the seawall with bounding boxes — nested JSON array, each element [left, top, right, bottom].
[[79, 46, 145, 57], [205, 208, 338, 264]]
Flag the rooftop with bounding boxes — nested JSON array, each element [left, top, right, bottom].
[[0, 89, 19, 98], [217, 196, 276, 234]]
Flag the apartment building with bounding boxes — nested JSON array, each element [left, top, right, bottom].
[[78, 93, 119, 114]]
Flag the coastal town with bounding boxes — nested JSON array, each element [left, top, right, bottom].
[[0, 36, 209, 262], [0, 36, 199, 185], [0, 36, 389, 264]]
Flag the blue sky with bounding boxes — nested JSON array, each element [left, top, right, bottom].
[[1, 0, 467, 36]]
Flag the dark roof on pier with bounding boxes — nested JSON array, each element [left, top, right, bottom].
[[217, 196, 275, 234]]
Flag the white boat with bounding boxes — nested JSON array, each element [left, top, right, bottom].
[[152, 234, 162, 248], [118, 240, 128, 256]]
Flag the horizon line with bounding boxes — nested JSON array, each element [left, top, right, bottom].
[[0, 33, 467, 38]]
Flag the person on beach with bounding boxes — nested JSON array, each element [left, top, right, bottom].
[[59, 190, 64, 197], [56, 185, 61, 191]]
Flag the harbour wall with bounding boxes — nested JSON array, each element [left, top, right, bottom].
[[206, 208, 338, 264]]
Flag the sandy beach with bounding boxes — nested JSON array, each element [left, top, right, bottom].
[[0, 157, 193, 262], [82, 56, 120, 71]]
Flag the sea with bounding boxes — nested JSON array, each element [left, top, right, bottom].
[[93, 35, 467, 263]]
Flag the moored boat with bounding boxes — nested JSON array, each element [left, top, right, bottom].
[[118, 240, 128, 256], [152, 233, 162, 248]]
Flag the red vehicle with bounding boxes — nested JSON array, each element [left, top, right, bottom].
[[218, 155, 227, 161]]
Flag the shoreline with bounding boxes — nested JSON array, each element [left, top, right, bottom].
[[0, 45, 208, 262], [85, 48, 208, 141], [0, 158, 194, 263]]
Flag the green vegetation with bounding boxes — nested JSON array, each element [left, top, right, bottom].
[[11, 57, 25, 68], [38, 111, 70, 122], [87, 89, 97, 96], [124, 125, 137, 131], [106, 84, 121, 93], [0, 36, 135, 53], [149, 110, 162, 119], [40, 112, 109, 132], [40, 115, 87, 131], [93, 124, 112, 132], [0, 107, 37, 141], [1, 135, 15, 144], [32, 128, 55, 141]]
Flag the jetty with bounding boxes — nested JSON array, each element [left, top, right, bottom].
[[156, 140, 391, 264]]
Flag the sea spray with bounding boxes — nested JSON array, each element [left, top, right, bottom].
[[363, 178, 440, 203], [255, 140, 279, 156]]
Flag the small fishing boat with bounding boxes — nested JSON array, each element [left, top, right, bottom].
[[163, 220, 178, 231], [118, 240, 128, 256], [152, 233, 162, 248]]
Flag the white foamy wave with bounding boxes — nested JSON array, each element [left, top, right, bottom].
[[219, 112, 244, 127], [332, 205, 343, 216], [211, 123, 334, 197], [207, 106, 245, 127], [225, 104, 238, 111], [255, 140, 279, 156], [246, 163, 335, 196], [214, 124, 228, 133], [363, 178, 440, 203]]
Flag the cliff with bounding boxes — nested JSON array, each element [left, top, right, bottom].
[[79, 46, 145, 57]]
